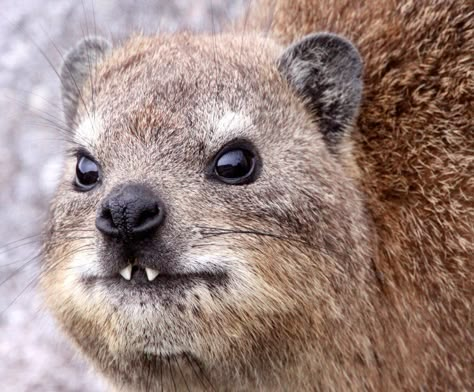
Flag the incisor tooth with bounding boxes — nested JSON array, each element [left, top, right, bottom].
[[119, 264, 132, 280], [145, 268, 159, 282]]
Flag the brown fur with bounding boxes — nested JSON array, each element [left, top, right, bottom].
[[41, 1, 473, 391], [246, 0, 474, 389]]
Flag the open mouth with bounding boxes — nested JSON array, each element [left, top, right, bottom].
[[117, 264, 228, 285], [83, 263, 229, 294], [119, 264, 159, 282]]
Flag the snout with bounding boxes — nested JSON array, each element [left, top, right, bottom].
[[96, 183, 165, 241]]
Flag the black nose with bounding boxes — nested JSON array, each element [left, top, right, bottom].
[[96, 184, 165, 241]]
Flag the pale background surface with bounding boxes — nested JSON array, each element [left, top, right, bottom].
[[0, 1, 246, 390]]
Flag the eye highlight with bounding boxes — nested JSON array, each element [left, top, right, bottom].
[[213, 146, 257, 185], [75, 155, 100, 191]]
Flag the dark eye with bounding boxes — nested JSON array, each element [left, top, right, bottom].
[[214, 148, 256, 184], [75, 156, 100, 191]]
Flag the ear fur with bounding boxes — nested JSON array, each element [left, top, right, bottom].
[[60, 36, 111, 126], [277, 33, 363, 145]]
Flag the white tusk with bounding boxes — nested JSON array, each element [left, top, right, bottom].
[[119, 264, 132, 281], [145, 268, 159, 282]]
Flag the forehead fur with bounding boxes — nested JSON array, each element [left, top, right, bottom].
[[75, 33, 314, 151]]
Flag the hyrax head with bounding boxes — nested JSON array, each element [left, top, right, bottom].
[[42, 32, 375, 389]]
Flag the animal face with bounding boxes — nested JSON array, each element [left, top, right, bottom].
[[42, 33, 375, 389]]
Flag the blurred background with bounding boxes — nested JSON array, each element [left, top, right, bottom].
[[0, 1, 246, 390]]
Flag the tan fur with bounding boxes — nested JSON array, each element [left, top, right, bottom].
[[42, 1, 473, 391]]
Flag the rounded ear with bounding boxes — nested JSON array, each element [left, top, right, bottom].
[[277, 33, 363, 146], [60, 36, 112, 127]]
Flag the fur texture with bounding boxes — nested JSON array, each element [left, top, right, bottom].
[[42, 0, 473, 391], [246, 0, 474, 389]]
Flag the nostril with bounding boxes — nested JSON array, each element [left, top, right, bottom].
[[96, 204, 120, 237], [101, 207, 115, 227], [135, 204, 159, 228], [133, 203, 163, 236]]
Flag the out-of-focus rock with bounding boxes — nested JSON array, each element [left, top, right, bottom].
[[0, 1, 246, 390]]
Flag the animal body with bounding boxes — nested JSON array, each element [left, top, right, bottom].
[[41, 0, 473, 390]]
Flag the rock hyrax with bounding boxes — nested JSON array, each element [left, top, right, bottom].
[[41, 0, 473, 390]]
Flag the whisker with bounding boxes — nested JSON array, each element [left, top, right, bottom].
[[191, 356, 217, 392], [145, 352, 153, 392], [263, 0, 278, 38], [0, 85, 66, 114], [2, 91, 75, 131], [168, 356, 177, 392], [209, 0, 221, 134], [91, 0, 98, 39], [0, 233, 43, 254], [47, 31, 97, 148], [52, 228, 96, 233], [195, 224, 344, 260], [160, 352, 164, 392], [0, 99, 86, 149], [0, 250, 43, 288], [176, 357, 191, 392], [183, 353, 210, 392], [39, 245, 97, 281], [0, 271, 42, 316], [0, 243, 95, 315], [0, 228, 94, 261], [80, 0, 97, 117], [190, 241, 230, 249], [197, 225, 309, 245]]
